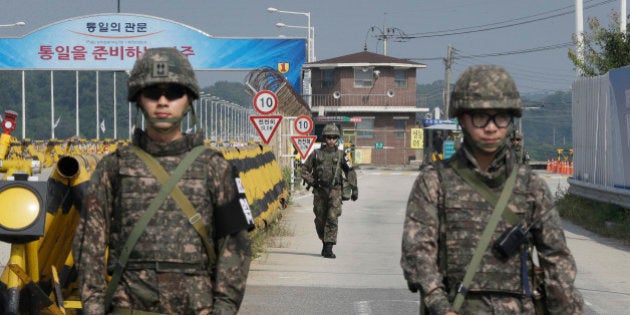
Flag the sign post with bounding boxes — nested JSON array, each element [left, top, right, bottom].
[[291, 115, 315, 159]]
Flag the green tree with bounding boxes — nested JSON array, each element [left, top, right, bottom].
[[569, 11, 630, 76]]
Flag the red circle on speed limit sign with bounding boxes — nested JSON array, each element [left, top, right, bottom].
[[294, 115, 313, 135], [253, 90, 278, 115]]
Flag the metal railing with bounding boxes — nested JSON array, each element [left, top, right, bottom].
[[308, 93, 418, 107]]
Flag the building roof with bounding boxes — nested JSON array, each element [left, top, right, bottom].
[[304, 50, 426, 69]]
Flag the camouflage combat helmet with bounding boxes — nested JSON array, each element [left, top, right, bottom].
[[449, 65, 522, 118], [127, 47, 199, 102], [322, 123, 340, 137]]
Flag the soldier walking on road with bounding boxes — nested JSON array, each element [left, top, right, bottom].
[[73, 47, 254, 315], [400, 65, 583, 314], [302, 123, 358, 258], [511, 130, 530, 165]]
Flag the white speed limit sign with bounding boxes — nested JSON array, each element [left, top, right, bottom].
[[253, 90, 278, 115], [293, 115, 313, 135]]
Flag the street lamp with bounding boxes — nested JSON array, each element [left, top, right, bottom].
[[267, 7, 313, 62], [268, 7, 315, 108], [275, 23, 315, 62], [0, 21, 26, 28]]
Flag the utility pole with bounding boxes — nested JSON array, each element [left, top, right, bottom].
[[621, 0, 627, 34], [575, 0, 584, 76], [443, 45, 453, 118], [366, 13, 409, 56]]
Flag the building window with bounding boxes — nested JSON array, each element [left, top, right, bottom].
[[357, 117, 374, 139], [394, 117, 407, 138], [394, 70, 407, 88], [322, 69, 334, 88], [354, 68, 374, 88]]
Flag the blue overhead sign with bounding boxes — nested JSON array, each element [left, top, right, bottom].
[[0, 13, 306, 92], [422, 118, 457, 127]]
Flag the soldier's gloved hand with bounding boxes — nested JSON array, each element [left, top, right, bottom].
[[407, 281, 419, 293], [351, 190, 358, 201]]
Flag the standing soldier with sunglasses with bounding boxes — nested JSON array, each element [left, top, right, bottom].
[[511, 130, 530, 165], [301, 123, 358, 258], [401, 65, 583, 314], [73, 47, 254, 315]]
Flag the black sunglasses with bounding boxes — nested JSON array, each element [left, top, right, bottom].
[[469, 112, 512, 128], [325, 135, 339, 140], [142, 85, 188, 101]]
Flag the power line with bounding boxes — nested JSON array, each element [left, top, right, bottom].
[[399, 1, 617, 93], [402, 0, 615, 39], [453, 42, 574, 58], [406, 41, 573, 62]]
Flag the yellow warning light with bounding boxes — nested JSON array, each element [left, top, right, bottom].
[[0, 186, 40, 230], [0, 178, 47, 244]]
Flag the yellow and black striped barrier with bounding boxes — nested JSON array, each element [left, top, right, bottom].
[[215, 144, 288, 229]]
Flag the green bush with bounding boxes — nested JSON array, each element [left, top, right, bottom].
[[557, 193, 630, 244]]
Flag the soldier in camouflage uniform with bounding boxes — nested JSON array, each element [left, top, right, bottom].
[[73, 47, 254, 315], [511, 130, 530, 165], [301, 123, 358, 258], [400, 65, 583, 314]]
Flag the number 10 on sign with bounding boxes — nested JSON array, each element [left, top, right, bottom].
[[294, 115, 313, 135], [253, 90, 278, 115]]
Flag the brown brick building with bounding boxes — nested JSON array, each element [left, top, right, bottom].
[[303, 50, 429, 165]]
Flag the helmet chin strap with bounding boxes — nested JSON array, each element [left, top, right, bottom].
[[138, 105, 193, 134], [474, 138, 507, 151], [462, 124, 512, 154]]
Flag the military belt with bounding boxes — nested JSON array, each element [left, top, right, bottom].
[[123, 261, 208, 274], [110, 307, 164, 315], [449, 288, 526, 299], [317, 181, 341, 189]]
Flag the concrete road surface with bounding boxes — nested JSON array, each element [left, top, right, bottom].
[[241, 169, 630, 314], [240, 168, 420, 314]]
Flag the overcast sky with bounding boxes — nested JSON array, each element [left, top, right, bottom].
[[0, 0, 623, 94]]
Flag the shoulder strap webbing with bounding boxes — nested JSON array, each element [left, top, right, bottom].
[[104, 145, 207, 310], [452, 166, 518, 312], [450, 155, 520, 225], [130, 145, 216, 264], [435, 163, 448, 276]]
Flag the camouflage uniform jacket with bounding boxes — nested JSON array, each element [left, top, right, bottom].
[[401, 144, 583, 314], [301, 147, 357, 192], [73, 129, 252, 314]]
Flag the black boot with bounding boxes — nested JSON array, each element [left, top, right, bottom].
[[321, 241, 325, 256], [323, 242, 336, 259]]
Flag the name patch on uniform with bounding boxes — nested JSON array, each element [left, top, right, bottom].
[[235, 177, 246, 194], [239, 198, 254, 225], [344, 155, 353, 169]]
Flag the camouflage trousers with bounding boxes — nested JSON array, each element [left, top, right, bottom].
[[312, 186, 343, 244], [458, 293, 536, 315], [111, 269, 213, 315], [423, 292, 536, 315]]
